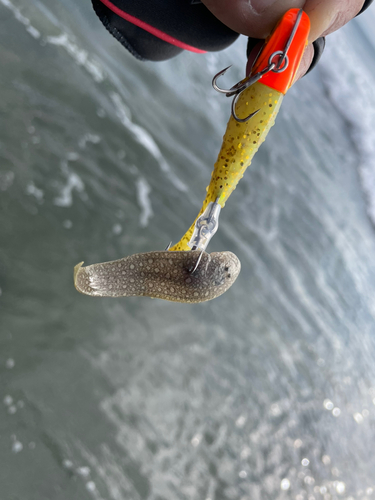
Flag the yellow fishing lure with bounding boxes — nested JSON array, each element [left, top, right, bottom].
[[171, 8, 310, 252], [171, 82, 283, 251], [74, 9, 310, 304]]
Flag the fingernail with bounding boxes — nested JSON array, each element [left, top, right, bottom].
[[307, 5, 337, 42], [250, 0, 279, 14]]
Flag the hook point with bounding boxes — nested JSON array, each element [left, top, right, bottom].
[[189, 249, 205, 274], [212, 65, 234, 93]]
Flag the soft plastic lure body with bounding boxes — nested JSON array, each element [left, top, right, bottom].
[[171, 9, 310, 252], [74, 9, 309, 304], [171, 81, 283, 251], [74, 250, 240, 303]]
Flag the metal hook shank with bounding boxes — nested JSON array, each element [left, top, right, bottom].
[[212, 65, 269, 98], [188, 198, 221, 253]]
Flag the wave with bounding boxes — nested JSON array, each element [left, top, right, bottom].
[[319, 17, 375, 227]]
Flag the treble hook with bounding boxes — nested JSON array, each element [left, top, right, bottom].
[[212, 8, 303, 123], [212, 64, 274, 122]]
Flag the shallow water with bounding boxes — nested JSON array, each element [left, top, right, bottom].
[[1, 1, 375, 499]]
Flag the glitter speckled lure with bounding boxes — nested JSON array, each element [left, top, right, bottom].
[[74, 9, 309, 304], [74, 250, 240, 303], [170, 9, 310, 252], [170, 81, 283, 251]]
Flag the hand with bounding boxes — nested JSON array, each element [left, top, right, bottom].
[[201, 0, 365, 79]]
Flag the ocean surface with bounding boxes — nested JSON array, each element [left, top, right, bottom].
[[1, 1, 375, 499]]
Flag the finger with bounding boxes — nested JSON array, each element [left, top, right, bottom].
[[201, 0, 365, 40], [304, 0, 365, 42], [294, 42, 314, 80], [201, 0, 305, 38]]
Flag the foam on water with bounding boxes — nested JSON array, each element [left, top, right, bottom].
[[320, 15, 375, 226], [26, 182, 44, 203], [0, 0, 40, 38], [135, 177, 153, 228], [110, 92, 188, 192], [53, 158, 85, 207], [0, 0, 189, 198], [0, 0, 104, 82], [46, 32, 105, 83], [78, 133, 101, 149], [2, 1, 375, 498]]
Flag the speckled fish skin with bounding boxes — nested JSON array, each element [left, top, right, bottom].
[[74, 250, 241, 303]]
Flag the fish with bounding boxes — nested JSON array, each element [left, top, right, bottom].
[[74, 250, 241, 303]]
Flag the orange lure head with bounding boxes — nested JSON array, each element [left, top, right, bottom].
[[252, 8, 310, 94]]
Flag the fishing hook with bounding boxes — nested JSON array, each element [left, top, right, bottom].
[[212, 8, 303, 122], [188, 198, 221, 273], [189, 248, 205, 274]]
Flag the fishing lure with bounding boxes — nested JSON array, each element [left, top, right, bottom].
[[74, 9, 309, 303], [170, 8, 310, 254]]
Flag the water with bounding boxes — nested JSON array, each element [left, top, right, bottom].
[[1, 1, 375, 499]]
